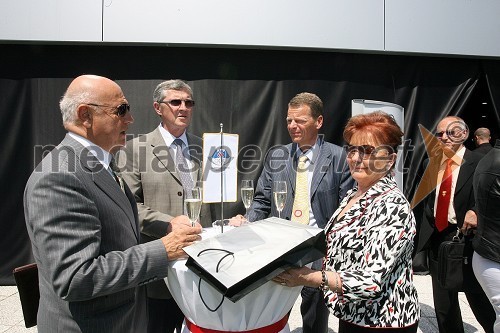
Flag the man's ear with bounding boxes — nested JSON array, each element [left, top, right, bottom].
[[77, 105, 93, 128], [316, 115, 324, 129], [153, 102, 162, 117]]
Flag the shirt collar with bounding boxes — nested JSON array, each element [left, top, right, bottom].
[[440, 145, 465, 166], [158, 124, 188, 147], [294, 139, 318, 164], [68, 132, 113, 169]]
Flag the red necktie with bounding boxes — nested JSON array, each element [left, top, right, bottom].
[[435, 159, 453, 232]]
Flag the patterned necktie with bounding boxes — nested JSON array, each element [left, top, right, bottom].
[[173, 139, 194, 198], [109, 158, 124, 191], [435, 159, 453, 232], [291, 155, 310, 224]]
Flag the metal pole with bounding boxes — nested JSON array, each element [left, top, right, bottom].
[[219, 123, 224, 233]]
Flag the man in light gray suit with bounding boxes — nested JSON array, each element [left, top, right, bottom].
[[237, 92, 354, 333], [23, 75, 201, 333], [117, 79, 214, 333]]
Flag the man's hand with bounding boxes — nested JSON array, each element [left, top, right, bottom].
[[462, 210, 477, 235], [167, 215, 200, 233], [228, 214, 247, 226], [161, 219, 202, 261]]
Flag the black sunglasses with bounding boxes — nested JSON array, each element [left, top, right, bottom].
[[159, 99, 195, 108], [345, 145, 377, 159], [85, 103, 130, 117], [435, 129, 462, 138]]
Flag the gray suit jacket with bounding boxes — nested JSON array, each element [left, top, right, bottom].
[[116, 128, 213, 299], [23, 134, 170, 333], [248, 138, 354, 227]]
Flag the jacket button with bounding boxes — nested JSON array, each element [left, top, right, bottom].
[[178, 191, 182, 196]]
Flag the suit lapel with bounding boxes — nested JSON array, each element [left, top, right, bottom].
[[286, 144, 297, 196], [63, 135, 140, 241], [149, 128, 181, 184], [186, 133, 202, 182], [455, 150, 475, 195], [310, 141, 332, 198]]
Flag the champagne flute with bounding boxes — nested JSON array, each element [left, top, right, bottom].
[[241, 179, 254, 219], [273, 181, 287, 219], [186, 186, 202, 227]]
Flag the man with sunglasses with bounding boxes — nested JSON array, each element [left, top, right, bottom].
[[234, 92, 354, 333], [414, 116, 495, 333], [23, 75, 202, 333], [117, 79, 214, 333]]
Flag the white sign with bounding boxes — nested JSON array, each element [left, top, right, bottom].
[[202, 133, 239, 203]]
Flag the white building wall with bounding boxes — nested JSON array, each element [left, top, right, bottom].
[[1, 0, 499, 58]]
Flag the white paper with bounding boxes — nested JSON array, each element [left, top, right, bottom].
[[202, 133, 238, 203], [183, 217, 323, 295]]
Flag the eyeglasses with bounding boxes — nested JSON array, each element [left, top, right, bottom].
[[345, 145, 377, 159], [435, 129, 462, 138], [159, 99, 195, 108], [85, 103, 130, 117]]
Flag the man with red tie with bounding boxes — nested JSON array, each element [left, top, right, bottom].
[[414, 116, 495, 333]]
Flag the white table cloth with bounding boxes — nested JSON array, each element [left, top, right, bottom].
[[165, 227, 302, 333]]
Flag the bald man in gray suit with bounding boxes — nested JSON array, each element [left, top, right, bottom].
[[23, 75, 201, 333]]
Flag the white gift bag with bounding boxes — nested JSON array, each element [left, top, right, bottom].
[[184, 217, 325, 302]]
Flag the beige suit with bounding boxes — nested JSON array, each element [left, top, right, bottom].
[[117, 128, 213, 299]]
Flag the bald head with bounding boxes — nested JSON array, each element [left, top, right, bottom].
[[60, 75, 123, 126], [474, 127, 491, 145]]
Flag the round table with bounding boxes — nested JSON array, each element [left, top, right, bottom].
[[165, 227, 302, 333]]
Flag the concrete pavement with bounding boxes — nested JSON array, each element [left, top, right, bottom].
[[0, 275, 485, 332]]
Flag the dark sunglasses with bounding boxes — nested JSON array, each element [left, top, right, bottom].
[[159, 99, 195, 108], [345, 145, 377, 159], [435, 129, 462, 138], [85, 103, 130, 117]]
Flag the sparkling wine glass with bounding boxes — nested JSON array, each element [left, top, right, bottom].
[[273, 181, 287, 219], [241, 179, 254, 218], [186, 186, 202, 227]]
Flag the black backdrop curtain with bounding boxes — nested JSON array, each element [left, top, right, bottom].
[[1, 44, 498, 284]]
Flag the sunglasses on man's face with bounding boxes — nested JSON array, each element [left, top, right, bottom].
[[435, 129, 463, 138], [85, 103, 131, 117], [159, 99, 195, 108]]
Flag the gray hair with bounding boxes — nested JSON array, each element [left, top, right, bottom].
[[59, 90, 91, 125], [153, 80, 193, 102]]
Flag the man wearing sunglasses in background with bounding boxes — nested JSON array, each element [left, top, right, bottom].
[[117, 79, 214, 333], [414, 116, 495, 333], [24, 75, 202, 333], [233, 92, 354, 333]]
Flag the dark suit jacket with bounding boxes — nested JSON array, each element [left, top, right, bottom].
[[117, 128, 214, 299], [24, 134, 170, 333], [415, 149, 483, 256], [473, 140, 500, 263], [248, 137, 354, 229], [474, 143, 493, 156]]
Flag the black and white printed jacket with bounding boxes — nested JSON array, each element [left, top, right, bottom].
[[324, 174, 420, 328]]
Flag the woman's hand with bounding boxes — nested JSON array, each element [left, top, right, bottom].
[[272, 266, 318, 288]]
